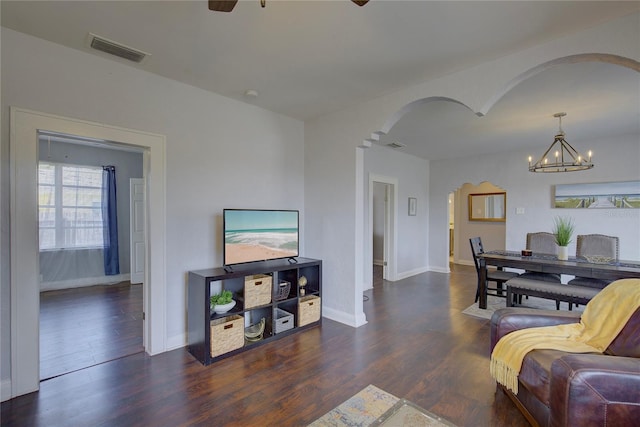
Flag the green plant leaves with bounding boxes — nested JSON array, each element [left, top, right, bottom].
[[210, 289, 233, 306], [553, 216, 575, 246]]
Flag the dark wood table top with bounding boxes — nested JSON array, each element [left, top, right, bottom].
[[480, 250, 640, 278]]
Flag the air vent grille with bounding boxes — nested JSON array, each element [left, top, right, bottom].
[[386, 142, 406, 149], [89, 34, 149, 63]]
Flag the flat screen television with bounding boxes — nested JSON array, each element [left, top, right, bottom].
[[223, 209, 299, 266]]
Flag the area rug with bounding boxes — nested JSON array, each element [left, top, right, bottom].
[[371, 399, 457, 427], [308, 385, 399, 427], [308, 385, 456, 427], [462, 295, 583, 320]]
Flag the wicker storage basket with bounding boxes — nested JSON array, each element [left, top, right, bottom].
[[210, 315, 244, 358], [274, 308, 294, 334], [298, 295, 321, 327], [275, 281, 291, 301], [244, 274, 272, 308]]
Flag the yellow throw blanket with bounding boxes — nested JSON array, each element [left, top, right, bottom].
[[490, 278, 640, 394]]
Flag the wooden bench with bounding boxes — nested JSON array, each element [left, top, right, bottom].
[[506, 277, 600, 310]]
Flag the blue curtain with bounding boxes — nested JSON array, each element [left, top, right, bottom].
[[102, 166, 120, 275]]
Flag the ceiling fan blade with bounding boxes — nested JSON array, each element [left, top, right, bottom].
[[208, 0, 239, 12], [351, 0, 369, 6]]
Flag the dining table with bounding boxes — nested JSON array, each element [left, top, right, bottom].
[[477, 250, 640, 309]]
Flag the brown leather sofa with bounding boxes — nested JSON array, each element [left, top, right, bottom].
[[490, 307, 640, 427]]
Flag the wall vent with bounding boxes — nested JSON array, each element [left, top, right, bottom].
[[88, 33, 150, 63], [386, 142, 406, 149]]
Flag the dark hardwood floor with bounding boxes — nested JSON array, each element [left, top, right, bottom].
[[3, 264, 529, 427], [39, 282, 144, 380]]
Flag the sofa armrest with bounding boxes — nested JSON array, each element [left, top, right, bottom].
[[490, 308, 581, 351], [550, 354, 640, 426]]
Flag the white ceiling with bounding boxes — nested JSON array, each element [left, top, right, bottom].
[[2, 1, 639, 161], [381, 62, 640, 160]]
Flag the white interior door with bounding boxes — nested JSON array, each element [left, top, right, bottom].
[[130, 178, 145, 284]]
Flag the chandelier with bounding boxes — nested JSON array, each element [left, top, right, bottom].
[[528, 112, 593, 173]]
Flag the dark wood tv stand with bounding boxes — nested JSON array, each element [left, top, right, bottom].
[[187, 257, 322, 365]]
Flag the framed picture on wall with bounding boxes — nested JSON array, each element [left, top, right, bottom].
[[408, 197, 417, 216], [554, 181, 640, 208]]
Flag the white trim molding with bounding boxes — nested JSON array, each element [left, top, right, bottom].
[[322, 307, 368, 328], [9, 107, 167, 398]]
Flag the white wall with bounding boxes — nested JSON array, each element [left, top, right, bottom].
[[1, 28, 304, 390], [304, 114, 366, 327]]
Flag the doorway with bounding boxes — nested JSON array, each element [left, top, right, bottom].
[[36, 132, 145, 380], [10, 107, 167, 398], [372, 182, 390, 283], [451, 182, 508, 266], [448, 192, 455, 263], [368, 174, 397, 287]]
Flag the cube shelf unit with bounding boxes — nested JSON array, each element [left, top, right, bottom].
[[187, 257, 322, 365]]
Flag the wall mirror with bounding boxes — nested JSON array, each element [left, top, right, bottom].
[[468, 192, 506, 222]]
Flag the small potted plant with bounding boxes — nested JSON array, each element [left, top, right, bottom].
[[552, 216, 574, 260], [210, 289, 236, 314], [298, 275, 308, 296]]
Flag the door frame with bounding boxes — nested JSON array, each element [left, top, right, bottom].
[[368, 174, 397, 282], [9, 107, 167, 398]]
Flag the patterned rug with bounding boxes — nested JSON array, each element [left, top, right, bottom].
[[308, 385, 455, 427], [462, 295, 583, 320]]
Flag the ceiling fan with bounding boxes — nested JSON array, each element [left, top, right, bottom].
[[209, 0, 369, 12]]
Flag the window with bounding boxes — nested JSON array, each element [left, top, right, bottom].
[[38, 162, 104, 250]]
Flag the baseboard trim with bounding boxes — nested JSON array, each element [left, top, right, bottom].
[[1, 378, 12, 402], [40, 273, 132, 291], [166, 334, 187, 352], [396, 266, 430, 280], [322, 306, 367, 328], [386, 265, 457, 280]]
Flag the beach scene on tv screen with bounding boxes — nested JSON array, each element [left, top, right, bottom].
[[225, 210, 299, 265]]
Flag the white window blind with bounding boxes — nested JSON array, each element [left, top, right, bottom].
[[38, 162, 104, 250]]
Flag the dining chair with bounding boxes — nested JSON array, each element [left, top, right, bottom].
[[469, 237, 519, 303], [518, 232, 562, 308], [568, 234, 619, 289], [519, 232, 562, 283], [526, 231, 559, 255]]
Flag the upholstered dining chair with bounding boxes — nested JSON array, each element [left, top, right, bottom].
[[519, 232, 562, 308], [569, 234, 619, 289], [519, 232, 562, 283], [469, 237, 519, 303], [527, 231, 559, 255]]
